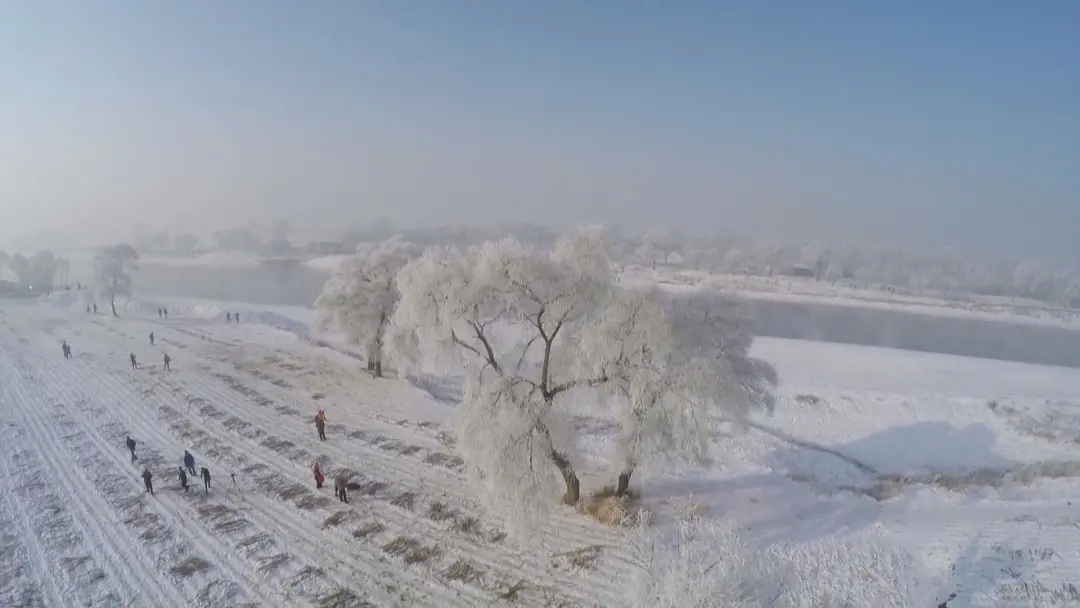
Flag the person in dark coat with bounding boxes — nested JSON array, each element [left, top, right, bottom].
[[149, 332, 154, 346], [183, 450, 196, 476], [334, 473, 348, 503], [163, 353, 171, 371], [163, 309, 168, 319], [130, 353, 139, 370], [126, 436, 137, 462], [200, 466, 211, 492], [178, 467, 189, 492], [62, 341, 71, 359], [142, 468, 154, 495], [226, 312, 231, 322], [93, 303, 97, 313], [313, 462, 325, 489], [314, 409, 327, 441]]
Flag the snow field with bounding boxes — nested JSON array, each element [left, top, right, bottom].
[[1, 302, 638, 607], [8, 295, 1080, 606]]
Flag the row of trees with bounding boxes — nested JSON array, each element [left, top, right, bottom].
[[306, 220, 1080, 306], [0, 245, 138, 317], [93, 244, 139, 316], [315, 228, 777, 532], [0, 249, 70, 291], [625, 227, 1080, 306]]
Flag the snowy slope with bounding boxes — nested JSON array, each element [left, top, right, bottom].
[[0, 303, 633, 607], [5, 296, 1080, 606]]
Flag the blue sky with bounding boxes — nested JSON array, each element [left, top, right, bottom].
[[1, 1, 1078, 258]]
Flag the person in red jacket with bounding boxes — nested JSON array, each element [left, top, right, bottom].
[[313, 461, 325, 489]]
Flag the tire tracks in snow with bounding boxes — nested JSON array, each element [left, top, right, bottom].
[[176, 367, 622, 605], [48, 311, 636, 605], [28, 333, 416, 607], [0, 423, 69, 608], [0, 340, 178, 608], [144, 323, 633, 604], [116, 318, 623, 605], [3, 337, 287, 608]]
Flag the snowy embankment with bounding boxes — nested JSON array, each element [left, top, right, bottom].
[[621, 266, 1080, 329], [3, 292, 1080, 606]]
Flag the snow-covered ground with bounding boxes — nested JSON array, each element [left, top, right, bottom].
[[622, 266, 1080, 329], [4, 293, 1080, 606]]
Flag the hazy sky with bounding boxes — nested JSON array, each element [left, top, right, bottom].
[[2, 1, 1078, 258]]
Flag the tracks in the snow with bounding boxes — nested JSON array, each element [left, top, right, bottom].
[[0, 343, 183, 608], [16, 311, 637, 606]]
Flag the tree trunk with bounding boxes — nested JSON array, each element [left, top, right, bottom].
[[374, 359, 382, 378], [110, 296, 117, 317], [367, 360, 375, 372], [616, 468, 633, 497], [550, 450, 580, 505]]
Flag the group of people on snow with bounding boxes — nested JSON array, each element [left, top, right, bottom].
[[224, 312, 241, 323], [127, 331, 171, 371], [156, 308, 169, 319], [127, 437, 211, 496], [311, 458, 349, 503], [310, 409, 349, 502]]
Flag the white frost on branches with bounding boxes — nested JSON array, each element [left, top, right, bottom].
[[93, 244, 138, 316], [625, 518, 932, 608], [314, 236, 419, 376], [389, 228, 614, 530], [390, 227, 776, 535], [577, 288, 777, 493]]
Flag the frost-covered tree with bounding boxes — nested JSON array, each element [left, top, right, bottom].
[[823, 261, 845, 282], [30, 250, 57, 290], [577, 288, 776, 496], [389, 228, 615, 515], [722, 248, 750, 274], [8, 253, 31, 286], [173, 233, 199, 253], [638, 227, 684, 268], [1012, 260, 1054, 300], [213, 228, 261, 253], [56, 258, 71, 288], [146, 232, 172, 252], [314, 236, 419, 377], [93, 244, 138, 316]]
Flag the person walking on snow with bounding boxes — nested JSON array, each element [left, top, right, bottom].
[[178, 467, 189, 492], [313, 461, 325, 489], [334, 473, 348, 503], [183, 450, 196, 476], [200, 466, 211, 492], [164, 309, 168, 319], [126, 436, 138, 462], [226, 312, 231, 322], [130, 353, 139, 370], [61, 341, 71, 359], [149, 332, 154, 346], [314, 409, 327, 441], [142, 468, 154, 495], [163, 353, 171, 371], [93, 303, 97, 313]]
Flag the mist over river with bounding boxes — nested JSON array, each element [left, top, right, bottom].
[[65, 259, 1080, 369]]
